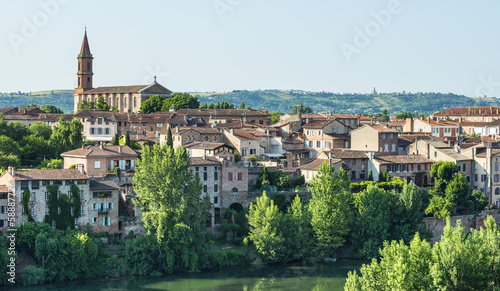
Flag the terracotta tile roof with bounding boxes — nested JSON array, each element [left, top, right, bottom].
[[184, 142, 228, 150], [323, 133, 350, 140], [398, 134, 434, 143], [8, 169, 89, 180], [189, 156, 221, 166], [300, 114, 325, 119], [379, 121, 405, 127], [61, 145, 138, 158], [434, 107, 500, 116], [326, 150, 369, 159], [178, 109, 270, 118], [0, 107, 18, 115], [298, 158, 342, 171], [214, 120, 260, 129], [84, 83, 173, 95], [90, 180, 119, 190], [303, 119, 336, 129], [352, 124, 399, 133], [357, 115, 373, 121], [174, 127, 221, 135], [373, 154, 434, 165], [227, 129, 258, 140], [417, 118, 460, 126], [460, 121, 491, 127]]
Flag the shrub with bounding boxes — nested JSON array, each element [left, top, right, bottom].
[[22, 266, 45, 285], [106, 255, 126, 277]]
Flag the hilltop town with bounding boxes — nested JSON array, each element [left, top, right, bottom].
[[3, 30, 500, 287]]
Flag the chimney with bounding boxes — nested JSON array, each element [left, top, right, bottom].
[[10, 167, 15, 177], [230, 128, 234, 135], [405, 118, 413, 133], [76, 164, 85, 174], [100, 144, 104, 149], [119, 145, 123, 153]]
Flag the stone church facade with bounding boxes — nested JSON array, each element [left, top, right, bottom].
[[74, 30, 172, 113]]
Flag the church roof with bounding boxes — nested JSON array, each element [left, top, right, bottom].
[[84, 83, 172, 95], [80, 30, 91, 55]]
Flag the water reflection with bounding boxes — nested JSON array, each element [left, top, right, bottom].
[[7, 260, 363, 291]]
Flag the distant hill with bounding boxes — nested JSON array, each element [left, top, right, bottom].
[[0, 90, 74, 113], [0, 89, 498, 115], [192, 90, 500, 115]]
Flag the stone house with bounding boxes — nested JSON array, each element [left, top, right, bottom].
[[0, 167, 90, 229], [298, 158, 343, 182], [404, 117, 461, 138], [223, 128, 263, 158], [322, 150, 369, 182], [432, 106, 500, 122], [184, 142, 236, 161], [88, 180, 120, 234], [368, 154, 434, 184], [61, 145, 138, 177], [177, 108, 271, 126], [74, 110, 118, 143], [350, 124, 399, 155], [303, 119, 351, 157], [166, 127, 223, 149], [409, 139, 472, 184]]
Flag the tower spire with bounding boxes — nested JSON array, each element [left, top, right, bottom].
[[75, 29, 94, 95]]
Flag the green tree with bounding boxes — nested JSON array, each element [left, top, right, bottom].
[[309, 163, 352, 255], [113, 133, 119, 145], [125, 132, 131, 147], [0, 154, 20, 171], [162, 93, 200, 111], [0, 135, 20, 156], [40, 104, 63, 114], [95, 96, 110, 111], [291, 102, 313, 114], [368, 169, 373, 181], [139, 94, 165, 114], [269, 111, 282, 124], [470, 190, 488, 211], [6, 121, 30, 141], [246, 192, 286, 263], [133, 144, 204, 241], [49, 118, 83, 155], [166, 127, 173, 148], [29, 122, 52, 140], [444, 174, 470, 213], [20, 135, 52, 161], [239, 101, 246, 109], [430, 161, 459, 194]]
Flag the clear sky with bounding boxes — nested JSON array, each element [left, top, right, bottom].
[[1, 0, 500, 97]]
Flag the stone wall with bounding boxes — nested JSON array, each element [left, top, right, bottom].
[[423, 210, 500, 244]]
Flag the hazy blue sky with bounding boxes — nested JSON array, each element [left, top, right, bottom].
[[1, 0, 500, 97]]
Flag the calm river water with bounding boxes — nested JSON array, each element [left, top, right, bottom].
[[7, 260, 364, 291]]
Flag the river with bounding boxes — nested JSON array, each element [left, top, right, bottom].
[[7, 260, 364, 291]]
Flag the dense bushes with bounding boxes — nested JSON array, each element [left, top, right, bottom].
[[22, 266, 45, 286], [346, 216, 500, 290]]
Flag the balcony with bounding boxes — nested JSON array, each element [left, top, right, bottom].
[[98, 209, 108, 214]]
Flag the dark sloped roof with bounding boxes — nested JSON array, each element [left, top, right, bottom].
[[373, 155, 434, 165], [8, 169, 89, 180], [298, 158, 342, 171], [190, 156, 221, 166], [61, 145, 138, 158], [90, 180, 119, 190]]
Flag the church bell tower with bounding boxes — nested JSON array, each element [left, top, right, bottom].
[[75, 29, 93, 94]]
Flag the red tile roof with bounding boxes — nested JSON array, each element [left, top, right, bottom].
[[298, 158, 342, 171], [434, 107, 500, 116], [61, 145, 138, 158], [373, 154, 434, 165]]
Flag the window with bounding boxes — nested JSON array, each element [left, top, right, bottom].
[[481, 174, 486, 182], [384, 144, 388, 152], [1, 206, 7, 214], [203, 172, 208, 181], [53, 180, 62, 185], [392, 144, 396, 152], [105, 128, 110, 135], [475, 174, 478, 182], [142, 122, 146, 127], [351, 171, 356, 179], [103, 217, 110, 226], [214, 172, 218, 181], [237, 172, 243, 181], [203, 185, 207, 193], [496, 162, 499, 172], [157, 123, 163, 127], [228, 173, 233, 181], [317, 141, 321, 148], [496, 188, 500, 195], [21, 181, 28, 190], [97, 128, 103, 134], [45, 192, 49, 200], [32, 180, 39, 190], [77, 179, 86, 184], [97, 118, 103, 125], [45, 207, 49, 215], [382, 133, 386, 140], [308, 141, 313, 148], [318, 130, 322, 136], [390, 133, 394, 140], [92, 217, 97, 224], [495, 175, 499, 183], [90, 128, 95, 134], [463, 163, 466, 172], [214, 196, 218, 204], [250, 149, 256, 155], [434, 151, 437, 157], [95, 161, 101, 169], [214, 184, 218, 193]]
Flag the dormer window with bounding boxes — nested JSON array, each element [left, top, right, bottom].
[[97, 118, 103, 125]]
